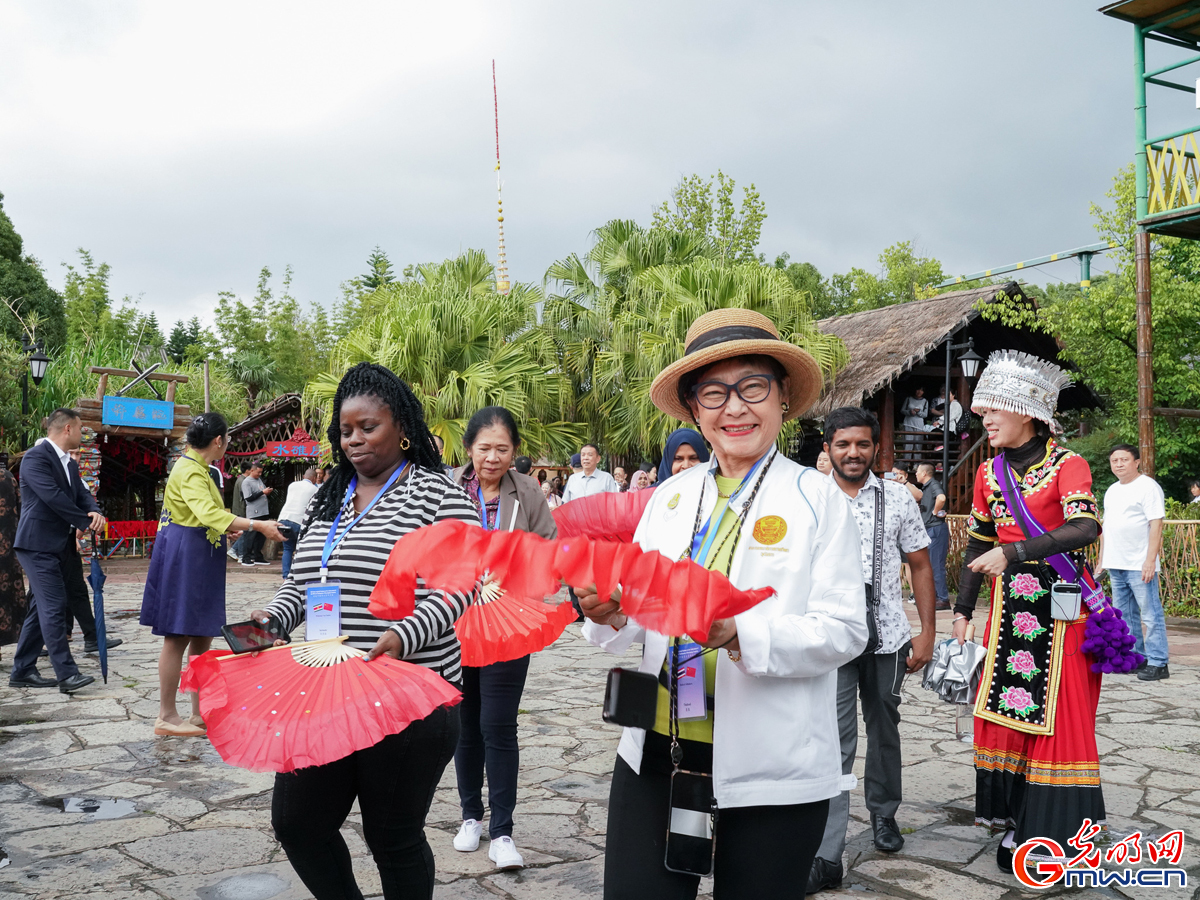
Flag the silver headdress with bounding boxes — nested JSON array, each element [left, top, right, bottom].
[[970, 350, 1072, 433]]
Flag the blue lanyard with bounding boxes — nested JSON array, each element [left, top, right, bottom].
[[320, 462, 408, 581], [476, 483, 498, 531], [689, 451, 771, 564]]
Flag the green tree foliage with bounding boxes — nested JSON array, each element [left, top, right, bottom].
[[307, 250, 586, 465], [982, 166, 1200, 494], [772, 254, 834, 318], [827, 241, 945, 314], [360, 247, 396, 290], [215, 265, 333, 406], [0, 191, 66, 351], [166, 317, 206, 363], [652, 171, 766, 264]]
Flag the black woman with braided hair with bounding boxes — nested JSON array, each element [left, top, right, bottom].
[[251, 362, 478, 900]]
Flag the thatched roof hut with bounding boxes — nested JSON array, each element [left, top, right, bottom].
[[805, 282, 1097, 512]]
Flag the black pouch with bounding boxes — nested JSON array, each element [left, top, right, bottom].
[[602, 667, 659, 730], [662, 636, 717, 876], [665, 768, 717, 875]]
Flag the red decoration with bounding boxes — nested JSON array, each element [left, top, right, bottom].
[[368, 520, 774, 642], [290, 427, 314, 442], [455, 582, 579, 667], [105, 520, 158, 539], [180, 641, 462, 772], [553, 488, 656, 543]]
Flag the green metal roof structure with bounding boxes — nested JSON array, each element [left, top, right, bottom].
[[1102, 1, 1200, 237]]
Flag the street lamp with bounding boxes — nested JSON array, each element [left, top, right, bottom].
[[942, 337, 983, 481], [21, 338, 50, 450]]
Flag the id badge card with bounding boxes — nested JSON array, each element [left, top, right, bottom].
[[304, 581, 342, 641], [670, 642, 708, 721]]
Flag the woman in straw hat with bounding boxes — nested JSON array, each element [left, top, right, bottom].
[[952, 350, 1126, 873], [576, 308, 868, 899]]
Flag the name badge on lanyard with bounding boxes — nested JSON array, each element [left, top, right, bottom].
[[305, 462, 408, 640], [305, 581, 342, 641], [671, 642, 708, 721]]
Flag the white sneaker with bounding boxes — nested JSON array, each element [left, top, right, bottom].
[[453, 819, 483, 852], [488, 836, 524, 870]]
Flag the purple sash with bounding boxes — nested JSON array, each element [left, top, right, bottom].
[[992, 454, 1107, 614], [990, 453, 1142, 674]]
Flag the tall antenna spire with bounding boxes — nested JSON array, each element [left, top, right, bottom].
[[492, 60, 510, 295]]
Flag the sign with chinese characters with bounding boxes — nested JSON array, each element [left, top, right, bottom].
[[266, 441, 322, 458], [101, 396, 175, 430]]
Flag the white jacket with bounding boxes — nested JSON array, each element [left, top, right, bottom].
[[583, 449, 867, 808]]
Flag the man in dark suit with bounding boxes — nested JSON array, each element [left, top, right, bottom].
[[9, 408, 106, 693]]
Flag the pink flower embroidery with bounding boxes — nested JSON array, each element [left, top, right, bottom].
[[1011, 610, 1047, 641], [1009, 573, 1047, 601], [998, 685, 1039, 718], [1005, 649, 1041, 682]]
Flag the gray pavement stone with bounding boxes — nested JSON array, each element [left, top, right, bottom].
[[3, 582, 1200, 897]]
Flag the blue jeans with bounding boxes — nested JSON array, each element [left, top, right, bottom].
[[1108, 568, 1170, 667], [926, 523, 950, 604], [280, 520, 302, 579]]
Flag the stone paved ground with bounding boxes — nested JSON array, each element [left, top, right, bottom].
[[2, 563, 1200, 899]]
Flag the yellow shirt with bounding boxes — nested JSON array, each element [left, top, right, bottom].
[[651, 474, 742, 743], [161, 454, 237, 547]]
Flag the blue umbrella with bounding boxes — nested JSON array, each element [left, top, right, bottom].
[[87, 539, 109, 684]]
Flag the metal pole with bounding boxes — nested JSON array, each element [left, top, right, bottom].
[[1135, 229, 1155, 475], [20, 369, 28, 452], [1135, 25, 1150, 221], [203, 360, 211, 413], [943, 340, 952, 482]]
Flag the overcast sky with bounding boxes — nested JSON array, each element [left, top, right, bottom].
[[1, 1, 1193, 328]]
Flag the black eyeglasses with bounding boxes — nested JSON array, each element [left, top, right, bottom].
[[691, 374, 778, 410]]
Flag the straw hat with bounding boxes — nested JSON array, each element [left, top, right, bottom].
[[649, 308, 823, 422]]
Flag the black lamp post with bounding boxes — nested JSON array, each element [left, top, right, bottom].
[[21, 338, 50, 451], [942, 337, 983, 481]]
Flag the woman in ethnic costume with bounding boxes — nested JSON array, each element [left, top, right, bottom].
[[951, 351, 1106, 872]]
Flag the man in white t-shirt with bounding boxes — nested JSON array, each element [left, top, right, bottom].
[[1097, 444, 1169, 682], [277, 467, 319, 580], [561, 443, 619, 502]]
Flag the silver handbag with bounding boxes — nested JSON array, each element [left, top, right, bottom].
[[921, 635, 985, 705]]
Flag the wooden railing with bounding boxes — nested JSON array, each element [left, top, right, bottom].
[[945, 515, 1200, 617]]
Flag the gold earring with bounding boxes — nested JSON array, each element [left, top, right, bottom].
[[400, 437, 411, 450], [782, 402, 790, 413]]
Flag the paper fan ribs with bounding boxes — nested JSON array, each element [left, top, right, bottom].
[[180, 638, 461, 772], [369, 520, 775, 642]]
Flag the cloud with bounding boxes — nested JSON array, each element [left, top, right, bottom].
[[0, 1, 1157, 325]]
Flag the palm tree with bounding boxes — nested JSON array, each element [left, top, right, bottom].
[[305, 250, 586, 465], [544, 224, 847, 459], [228, 350, 280, 412]]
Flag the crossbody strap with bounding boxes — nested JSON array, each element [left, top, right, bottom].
[[871, 484, 885, 602]]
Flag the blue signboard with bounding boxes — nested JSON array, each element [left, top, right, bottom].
[[101, 396, 175, 430]]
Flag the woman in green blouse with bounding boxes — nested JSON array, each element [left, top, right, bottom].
[[140, 413, 284, 736]]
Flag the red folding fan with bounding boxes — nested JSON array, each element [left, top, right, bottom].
[[455, 577, 580, 667], [368, 520, 775, 642], [553, 487, 656, 543], [180, 638, 461, 772]]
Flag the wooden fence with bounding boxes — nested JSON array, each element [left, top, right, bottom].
[[944, 515, 1200, 617]]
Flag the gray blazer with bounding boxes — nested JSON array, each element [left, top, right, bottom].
[[452, 466, 558, 541]]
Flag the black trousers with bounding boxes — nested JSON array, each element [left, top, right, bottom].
[[604, 755, 829, 900], [11, 548, 80, 681], [63, 549, 96, 642], [243, 515, 268, 563], [273, 705, 460, 900], [455, 654, 530, 838]]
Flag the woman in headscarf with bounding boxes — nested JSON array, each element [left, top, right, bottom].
[[657, 428, 710, 485], [952, 351, 1109, 871], [576, 309, 867, 900]]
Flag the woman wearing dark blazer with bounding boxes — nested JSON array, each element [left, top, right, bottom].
[[450, 406, 557, 870]]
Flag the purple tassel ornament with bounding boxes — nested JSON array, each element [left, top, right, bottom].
[[1080, 604, 1144, 674]]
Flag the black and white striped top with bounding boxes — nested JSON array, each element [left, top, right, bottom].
[[264, 465, 478, 685]]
